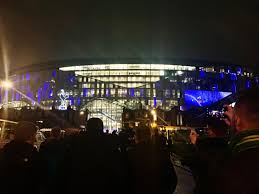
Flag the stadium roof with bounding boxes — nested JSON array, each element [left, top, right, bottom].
[[1, 1, 259, 76]]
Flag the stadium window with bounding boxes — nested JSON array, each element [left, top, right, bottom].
[[111, 89, 116, 96], [177, 90, 181, 98], [153, 89, 156, 96]]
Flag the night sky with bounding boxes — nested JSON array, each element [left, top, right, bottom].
[[1, 0, 259, 75]]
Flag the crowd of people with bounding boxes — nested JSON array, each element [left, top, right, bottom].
[[0, 118, 177, 194], [0, 87, 259, 194]]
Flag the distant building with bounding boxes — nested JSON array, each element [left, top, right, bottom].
[[1, 63, 258, 130]]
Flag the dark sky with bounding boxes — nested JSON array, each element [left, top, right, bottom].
[[1, 0, 259, 74]]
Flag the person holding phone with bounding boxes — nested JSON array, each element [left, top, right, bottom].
[[213, 87, 259, 194]]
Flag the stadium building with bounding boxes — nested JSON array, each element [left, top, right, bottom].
[[1, 62, 258, 130]]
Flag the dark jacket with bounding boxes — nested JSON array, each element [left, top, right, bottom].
[[39, 138, 65, 193], [189, 137, 228, 194], [0, 140, 42, 194], [58, 133, 126, 194], [127, 142, 177, 194], [213, 129, 259, 194]]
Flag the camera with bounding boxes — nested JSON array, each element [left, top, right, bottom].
[[209, 107, 226, 119]]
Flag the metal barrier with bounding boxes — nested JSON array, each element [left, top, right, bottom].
[[0, 119, 17, 139]]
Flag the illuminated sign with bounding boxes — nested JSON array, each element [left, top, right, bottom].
[[58, 89, 69, 110]]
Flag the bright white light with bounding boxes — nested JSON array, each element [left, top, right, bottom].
[[151, 109, 157, 121], [151, 109, 156, 115], [230, 102, 236, 107], [1, 80, 13, 89], [160, 70, 165, 76], [176, 71, 184, 76], [80, 111, 85, 115], [60, 64, 196, 71]]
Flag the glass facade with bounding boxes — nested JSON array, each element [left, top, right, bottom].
[[1, 64, 257, 131]]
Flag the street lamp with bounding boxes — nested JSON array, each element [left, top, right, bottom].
[[1, 80, 13, 89]]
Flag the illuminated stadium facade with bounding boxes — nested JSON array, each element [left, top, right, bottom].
[[1, 63, 258, 130]]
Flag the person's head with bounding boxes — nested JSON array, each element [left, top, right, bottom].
[[86, 118, 104, 136], [232, 87, 259, 132], [207, 120, 228, 137], [134, 126, 151, 144], [51, 127, 61, 139], [14, 121, 38, 144]]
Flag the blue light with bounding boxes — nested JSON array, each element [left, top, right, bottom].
[[83, 88, 87, 97], [219, 72, 224, 79], [199, 71, 206, 78], [43, 82, 49, 97], [255, 77, 259, 84], [237, 67, 242, 74], [227, 67, 230, 73], [69, 96, 74, 105], [68, 75, 75, 83], [77, 97, 81, 105], [106, 89, 110, 97], [25, 73, 30, 81], [130, 88, 134, 97], [246, 80, 251, 89], [230, 73, 237, 81], [49, 89, 53, 98], [154, 96, 157, 107], [52, 70, 57, 77], [38, 88, 42, 103], [184, 90, 232, 108]]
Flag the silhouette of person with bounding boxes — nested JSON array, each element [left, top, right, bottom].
[[59, 118, 126, 194], [127, 126, 177, 194], [0, 121, 43, 194], [39, 126, 65, 194]]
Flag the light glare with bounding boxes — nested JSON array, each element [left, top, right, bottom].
[[1, 80, 13, 89]]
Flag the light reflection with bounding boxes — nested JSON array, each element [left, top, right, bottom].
[[11, 87, 49, 110]]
